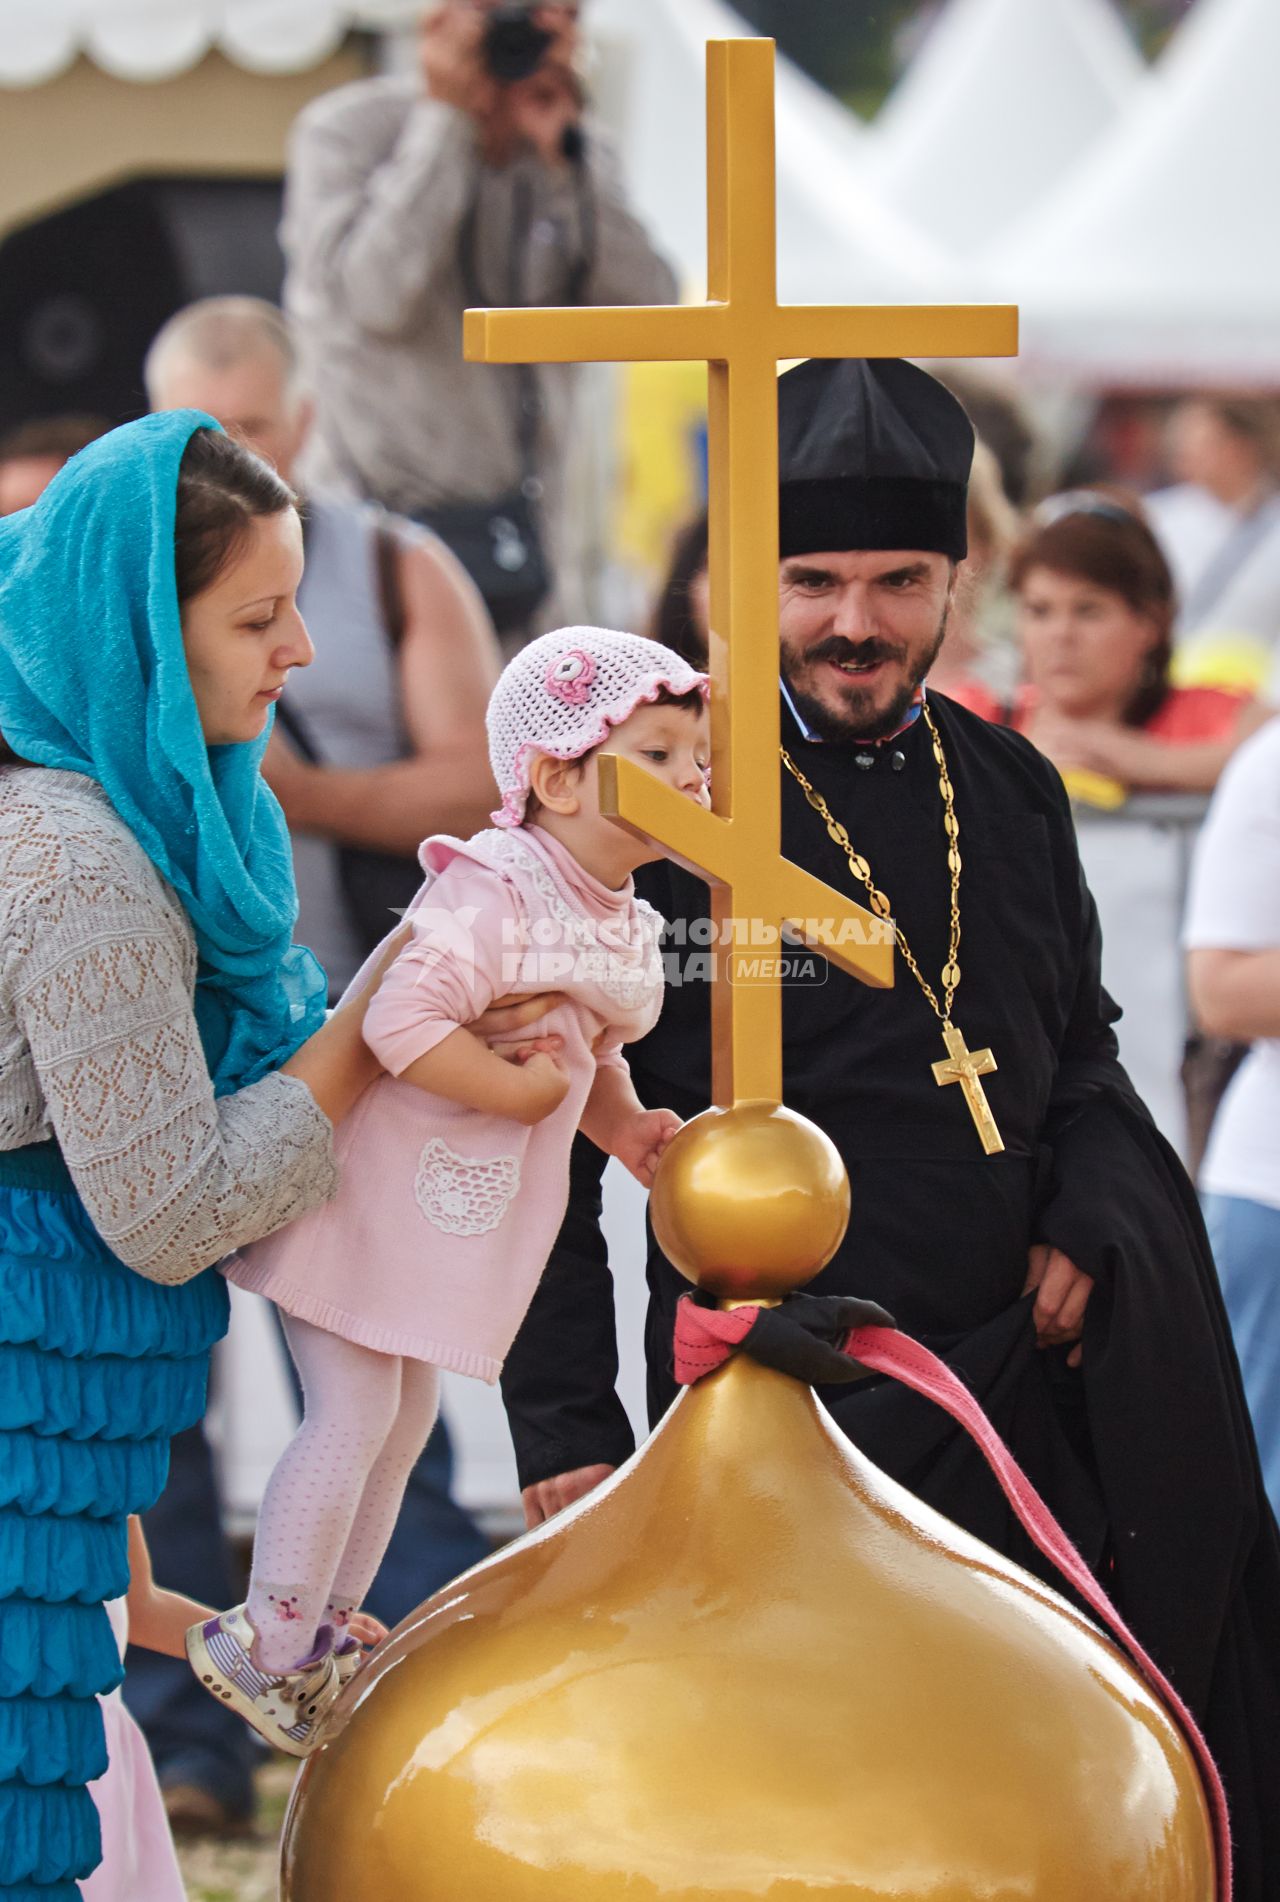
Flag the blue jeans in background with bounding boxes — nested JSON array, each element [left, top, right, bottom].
[[1203, 1190, 1280, 1524]]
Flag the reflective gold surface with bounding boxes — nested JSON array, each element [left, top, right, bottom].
[[283, 1354, 1215, 1901], [649, 1101, 850, 1299]]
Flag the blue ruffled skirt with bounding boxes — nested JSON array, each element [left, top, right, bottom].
[[0, 1143, 228, 1900]]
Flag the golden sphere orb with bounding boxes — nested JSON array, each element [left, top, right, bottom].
[[648, 1100, 850, 1301]]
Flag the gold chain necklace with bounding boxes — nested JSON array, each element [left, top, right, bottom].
[[780, 704, 1004, 1156]]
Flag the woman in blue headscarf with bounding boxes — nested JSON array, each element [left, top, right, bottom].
[[0, 411, 387, 1899]]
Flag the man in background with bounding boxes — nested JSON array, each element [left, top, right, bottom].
[[0, 415, 110, 514], [147, 296, 500, 995], [140, 296, 497, 1834], [281, 0, 676, 641], [1147, 395, 1280, 688]]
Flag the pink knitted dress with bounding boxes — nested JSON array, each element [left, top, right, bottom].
[[227, 824, 664, 1382]]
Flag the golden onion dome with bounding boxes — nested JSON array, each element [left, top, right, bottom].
[[281, 1106, 1216, 1901]]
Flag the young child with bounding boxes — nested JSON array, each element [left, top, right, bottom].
[[87, 1516, 383, 1900], [188, 628, 709, 1754]]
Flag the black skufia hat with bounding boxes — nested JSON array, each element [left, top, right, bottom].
[[778, 358, 975, 561]]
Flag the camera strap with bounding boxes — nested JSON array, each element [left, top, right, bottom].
[[457, 150, 598, 503], [459, 172, 541, 500]]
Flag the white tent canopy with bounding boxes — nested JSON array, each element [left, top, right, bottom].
[[0, 0, 979, 306], [0, 0, 419, 86], [989, 0, 1280, 384], [867, 0, 1144, 253], [589, 0, 970, 306]]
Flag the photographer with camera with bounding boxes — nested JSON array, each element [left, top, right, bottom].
[[282, 1, 676, 647]]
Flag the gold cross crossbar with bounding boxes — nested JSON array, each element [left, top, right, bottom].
[[465, 38, 1018, 1105]]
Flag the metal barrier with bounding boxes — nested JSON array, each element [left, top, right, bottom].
[[1074, 793, 1209, 1161]]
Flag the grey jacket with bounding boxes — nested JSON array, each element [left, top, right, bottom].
[[282, 76, 677, 540]]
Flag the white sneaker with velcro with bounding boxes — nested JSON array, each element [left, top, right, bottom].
[[186, 1605, 340, 1758], [333, 1635, 366, 1691]]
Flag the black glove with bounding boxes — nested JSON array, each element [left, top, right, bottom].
[[727, 1292, 896, 1386]]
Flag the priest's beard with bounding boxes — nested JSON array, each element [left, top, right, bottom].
[[783, 607, 949, 743]]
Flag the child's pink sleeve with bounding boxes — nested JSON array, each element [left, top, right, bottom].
[[363, 863, 521, 1078]]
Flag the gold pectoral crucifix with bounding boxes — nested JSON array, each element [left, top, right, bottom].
[[932, 1025, 1004, 1157], [465, 38, 1017, 1109]]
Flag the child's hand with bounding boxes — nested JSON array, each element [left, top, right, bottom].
[[493, 1032, 565, 1066], [345, 1611, 389, 1653], [512, 1049, 572, 1125], [612, 1107, 682, 1187], [472, 990, 568, 1039]]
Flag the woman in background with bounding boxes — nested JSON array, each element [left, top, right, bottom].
[[969, 490, 1267, 794], [927, 439, 1022, 711], [650, 511, 709, 671]]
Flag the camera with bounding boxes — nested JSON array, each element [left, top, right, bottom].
[[482, 4, 555, 83]]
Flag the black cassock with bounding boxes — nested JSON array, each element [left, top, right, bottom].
[[501, 692, 1280, 1896]]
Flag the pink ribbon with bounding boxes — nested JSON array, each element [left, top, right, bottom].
[[674, 1298, 1232, 1897]]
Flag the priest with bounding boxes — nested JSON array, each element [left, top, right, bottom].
[[500, 358, 1280, 1895]]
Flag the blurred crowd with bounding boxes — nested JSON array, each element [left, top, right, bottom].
[[3, 0, 1280, 1845], [648, 384, 1280, 803]]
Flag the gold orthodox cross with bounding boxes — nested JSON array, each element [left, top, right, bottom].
[[465, 38, 1017, 1107], [932, 1025, 1002, 1157]]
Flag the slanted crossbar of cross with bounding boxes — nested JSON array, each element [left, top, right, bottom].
[[464, 38, 1017, 1105]]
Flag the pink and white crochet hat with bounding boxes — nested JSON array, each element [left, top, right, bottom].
[[488, 626, 708, 827]]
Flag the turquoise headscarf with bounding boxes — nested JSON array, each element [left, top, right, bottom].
[[0, 410, 327, 1095]]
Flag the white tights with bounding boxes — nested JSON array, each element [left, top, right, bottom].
[[246, 1316, 440, 1672]]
